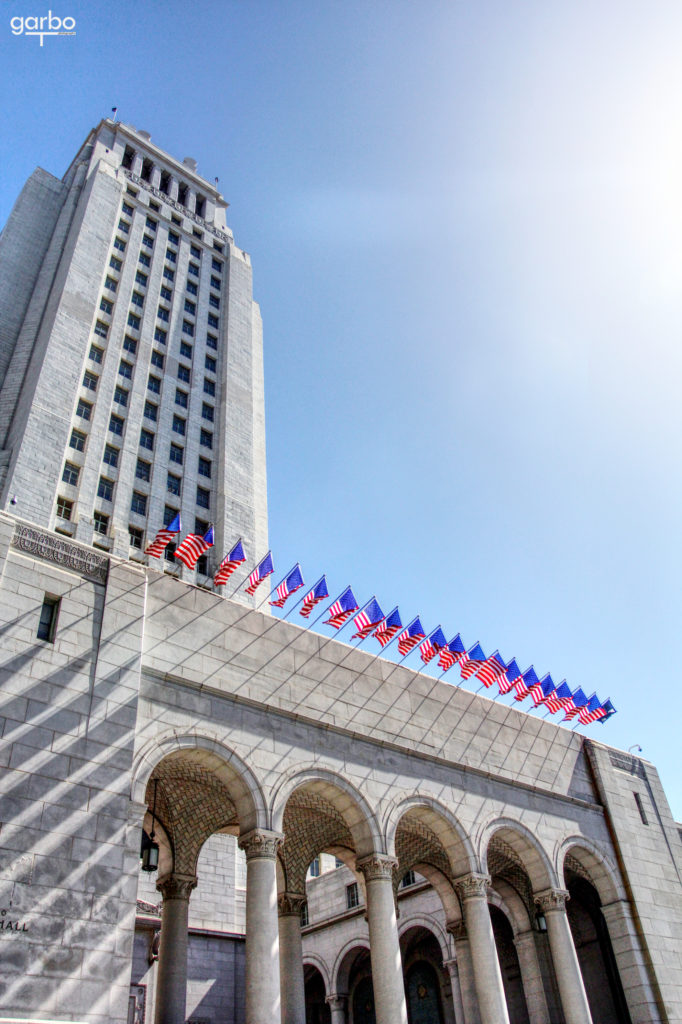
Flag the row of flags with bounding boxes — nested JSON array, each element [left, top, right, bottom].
[[143, 518, 615, 726]]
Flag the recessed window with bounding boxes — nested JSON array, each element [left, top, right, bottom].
[[89, 344, 104, 363], [207, 313, 219, 329], [123, 336, 138, 355], [131, 291, 144, 309], [196, 486, 210, 509], [180, 341, 193, 360], [119, 360, 133, 380], [138, 251, 151, 267], [171, 215, 181, 225], [212, 257, 223, 273], [56, 496, 73, 520], [177, 365, 190, 384], [163, 266, 175, 282], [164, 505, 179, 525], [206, 334, 217, 350], [168, 230, 179, 245], [166, 248, 177, 263], [135, 270, 148, 287], [122, 201, 134, 216], [62, 462, 79, 486], [110, 255, 122, 272], [149, 200, 160, 212], [193, 228, 203, 239], [127, 312, 140, 330], [103, 444, 119, 468], [167, 473, 181, 496], [100, 298, 113, 315], [164, 542, 177, 563], [118, 219, 130, 234], [309, 857, 320, 878], [200, 429, 212, 449], [147, 375, 161, 394], [184, 299, 196, 315], [202, 403, 214, 422], [131, 491, 147, 516], [142, 234, 154, 249], [172, 415, 186, 436], [188, 263, 199, 277], [160, 285, 172, 302], [97, 476, 114, 501], [113, 386, 129, 407], [346, 883, 359, 909], [37, 595, 60, 642], [198, 457, 211, 478], [145, 216, 157, 231], [182, 320, 194, 337], [104, 276, 118, 292], [157, 306, 169, 322], [154, 327, 167, 345], [69, 429, 86, 452], [76, 398, 92, 420], [213, 242, 223, 254], [186, 281, 198, 296], [634, 792, 649, 826], [203, 378, 215, 397], [191, 244, 201, 259], [195, 517, 209, 535], [113, 237, 126, 253], [140, 429, 155, 451], [151, 350, 164, 369], [301, 904, 309, 928], [205, 355, 216, 373], [136, 459, 151, 482], [209, 295, 220, 309], [400, 870, 417, 889], [210, 275, 221, 291], [196, 555, 208, 575], [82, 371, 98, 392], [169, 443, 184, 465], [129, 526, 143, 550], [93, 511, 109, 536], [109, 414, 124, 435], [94, 320, 109, 338], [144, 401, 158, 422]]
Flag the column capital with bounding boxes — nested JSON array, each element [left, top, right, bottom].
[[534, 887, 570, 913], [454, 872, 491, 900], [326, 994, 347, 1010], [238, 828, 283, 860], [442, 956, 459, 976], [446, 919, 468, 941], [156, 872, 197, 901], [356, 853, 399, 881], [278, 891, 307, 917]]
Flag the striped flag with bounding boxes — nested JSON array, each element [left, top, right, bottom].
[[578, 693, 607, 725], [270, 564, 304, 608], [529, 672, 556, 708], [419, 626, 447, 664], [544, 680, 573, 714], [475, 650, 507, 689], [174, 526, 214, 569], [460, 643, 486, 681], [351, 598, 384, 640], [213, 539, 246, 586], [145, 513, 182, 558], [324, 586, 358, 629], [300, 576, 329, 618], [499, 658, 522, 695], [245, 551, 274, 595], [373, 607, 402, 647], [513, 665, 538, 702], [438, 634, 466, 673], [563, 688, 588, 721], [597, 698, 616, 723], [397, 617, 426, 656]]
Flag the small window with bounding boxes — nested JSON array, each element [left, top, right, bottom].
[[166, 248, 177, 263], [160, 285, 173, 302], [37, 595, 60, 642], [168, 230, 179, 245], [82, 371, 98, 392], [109, 414, 124, 436], [207, 313, 219, 329], [136, 459, 151, 482], [202, 403, 214, 422], [110, 255, 122, 272], [196, 486, 210, 509], [149, 200, 160, 212], [76, 398, 92, 420], [157, 306, 169, 322], [196, 555, 208, 576], [131, 491, 147, 516], [127, 312, 140, 330], [163, 266, 175, 282], [140, 429, 155, 451], [212, 257, 223, 273], [205, 355, 216, 373], [129, 526, 143, 550], [119, 360, 133, 380], [206, 333, 218, 350], [103, 444, 119, 468], [113, 237, 126, 253], [210, 275, 221, 291], [184, 299, 196, 315], [142, 234, 154, 249], [151, 350, 164, 369], [300, 903, 309, 928], [123, 336, 138, 355], [209, 294, 220, 309], [145, 216, 157, 231], [113, 386, 129, 407], [346, 883, 359, 909], [144, 402, 158, 422], [198, 457, 211, 478], [634, 792, 649, 826], [93, 511, 109, 536], [171, 215, 181, 225], [309, 857, 320, 878], [135, 270, 148, 287], [177, 365, 190, 383], [172, 415, 186, 436], [213, 242, 223, 253], [94, 320, 109, 338], [188, 262, 199, 276], [147, 375, 161, 394], [203, 378, 215, 397], [167, 473, 181, 496], [164, 541, 177, 563], [118, 219, 130, 234], [164, 505, 179, 525], [399, 870, 417, 889], [182, 320, 194, 337], [169, 443, 184, 465], [56, 496, 73, 520], [131, 291, 144, 308], [97, 476, 114, 501], [195, 517, 209, 535], [175, 389, 188, 408], [200, 429, 212, 449], [180, 341, 193, 359], [62, 462, 79, 486], [186, 280, 198, 296], [191, 244, 201, 259], [154, 327, 167, 345], [69, 429, 86, 452], [89, 344, 104, 363], [104, 276, 118, 292], [138, 251, 151, 267], [193, 228, 203, 239], [122, 201, 134, 216]]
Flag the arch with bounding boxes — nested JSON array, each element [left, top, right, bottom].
[[331, 937, 371, 995], [384, 794, 476, 879], [556, 835, 625, 906], [131, 730, 267, 834], [271, 764, 383, 858], [489, 877, 534, 935], [477, 816, 557, 892], [398, 913, 450, 962], [302, 950, 331, 993], [406, 862, 461, 924]]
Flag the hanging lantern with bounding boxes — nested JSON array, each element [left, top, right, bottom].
[[141, 779, 159, 872]]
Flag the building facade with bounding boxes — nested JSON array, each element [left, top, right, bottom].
[[0, 125, 681, 1024]]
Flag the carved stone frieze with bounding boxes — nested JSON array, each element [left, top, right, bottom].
[[609, 751, 646, 778], [356, 854, 399, 882], [12, 523, 108, 582], [534, 888, 570, 913], [278, 892, 307, 917], [122, 169, 230, 243], [238, 829, 283, 860], [454, 873, 491, 900], [156, 873, 197, 901]]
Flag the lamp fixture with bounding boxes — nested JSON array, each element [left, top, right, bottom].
[[141, 778, 160, 872]]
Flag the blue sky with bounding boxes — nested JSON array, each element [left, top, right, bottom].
[[1, 1, 681, 816]]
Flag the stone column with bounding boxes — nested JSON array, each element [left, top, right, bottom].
[[535, 889, 593, 1024], [185, 187, 197, 213], [131, 153, 144, 177], [357, 854, 408, 1024], [447, 921, 481, 1024], [154, 872, 197, 1024], [278, 892, 307, 1024], [443, 956, 466, 1024], [455, 874, 510, 1024], [600, 899, 657, 1024], [514, 929, 551, 1024], [326, 994, 348, 1024], [239, 829, 283, 1024], [150, 166, 162, 189], [168, 176, 179, 201]]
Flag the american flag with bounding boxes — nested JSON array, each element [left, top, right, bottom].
[[324, 586, 358, 629], [145, 513, 181, 558], [245, 551, 274, 595], [597, 698, 616, 722], [513, 665, 538, 701], [300, 576, 329, 618], [270, 564, 304, 608], [499, 658, 522, 695], [438, 634, 466, 672], [419, 626, 447, 664], [578, 693, 607, 725], [374, 607, 402, 647], [529, 672, 555, 707], [397, 617, 426, 656], [174, 526, 214, 569], [213, 539, 246, 586], [562, 688, 588, 721], [460, 643, 486, 681], [475, 650, 507, 689], [351, 598, 384, 640], [544, 680, 573, 714]]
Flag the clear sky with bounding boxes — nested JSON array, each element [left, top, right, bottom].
[[1, 1, 681, 816]]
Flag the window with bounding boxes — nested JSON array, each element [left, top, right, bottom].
[[147, 375, 161, 394], [129, 526, 143, 550], [123, 335, 138, 354], [94, 320, 109, 338], [180, 341, 193, 359], [113, 237, 126, 253], [138, 251, 151, 267], [196, 555, 208, 575], [163, 266, 175, 282], [139, 428, 154, 451], [200, 429, 212, 449], [206, 333, 218, 350], [69, 429, 86, 452], [188, 262, 199, 276], [135, 270, 148, 287], [62, 462, 79, 486], [76, 398, 92, 420], [190, 244, 201, 259], [309, 857, 320, 878], [104, 276, 117, 292], [209, 295, 220, 309], [103, 444, 119, 468], [122, 201, 134, 216], [97, 476, 114, 501], [164, 542, 177, 563], [119, 359, 133, 379], [207, 313, 219, 329], [118, 218, 130, 234], [182, 320, 194, 337], [634, 792, 649, 825], [171, 215, 181, 225], [198, 457, 211, 478], [149, 200, 160, 212], [145, 216, 157, 231], [195, 518, 209, 535], [165, 248, 177, 263], [131, 291, 144, 308], [213, 242, 223, 253], [168, 230, 179, 245], [172, 415, 186, 436], [110, 255, 122, 272], [142, 234, 154, 248], [169, 443, 184, 465], [193, 228, 203, 239], [100, 297, 113, 315], [37, 595, 60, 642], [89, 344, 104, 363], [93, 512, 109, 536], [400, 870, 417, 889], [212, 257, 223, 273], [300, 903, 309, 928], [203, 378, 215, 397], [186, 280, 198, 296], [144, 401, 158, 422], [196, 487, 210, 509], [346, 883, 359, 909], [184, 299, 196, 315], [335, 858, 344, 868], [164, 505, 179, 525], [109, 414, 124, 435], [82, 371, 98, 391], [151, 350, 164, 369], [127, 312, 140, 329], [136, 459, 151, 482], [157, 306, 169, 322], [154, 327, 167, 345], [160, 285, 173, 302], [205, 355, 216, 373], [202, 403, 214, 422], [210, 275, 221, 291], [175, 389, 188, 408], [56, 497, 73, 520], [177, 365, 190, 383], [167, 473, 181, 496], [113, 386, 129, 407], [131, 491, 147, 516]]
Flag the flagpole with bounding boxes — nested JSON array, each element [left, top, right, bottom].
[[255, 562, 299, 612], [282, 575, 326, 622]]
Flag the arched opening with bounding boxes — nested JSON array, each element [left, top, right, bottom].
[[349, 951, 376, 1024], [401, 926, 447, 1024], [304, 964, 331, 1024], [490, 906, 530, 1024]]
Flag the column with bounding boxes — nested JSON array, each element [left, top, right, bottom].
[[168, 176, 179, 202], [185, 187, 197, 213], [600, 899, 657, 1024], [443, 956, 466, 1024], [278, 892, 307, 1024], [326, 994, 347, 1024], [154, 872, 197, 1024], [131, 153, 143, 177], [357, 854, 408, 1024], [448, 919, 482, 1024], [239, 829, 283, 1024], [455, 874, 509, 1024], [514, 929, 551, 1024], [150, 165, 162, 189], [535, 889, 593, 1024]]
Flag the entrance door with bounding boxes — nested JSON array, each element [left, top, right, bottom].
[[406, 962, 444, 1024], [352, 976, 376, 1024]]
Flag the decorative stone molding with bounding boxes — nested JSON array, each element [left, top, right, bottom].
[[136, 898, 160, 916], [122, 169, 230, 243], [609, 751, 646, 778], [446, 920, 468, 941], [278, 892, 307, 917], [156, 873, 197, 901], [12, 523, 108, 582], [443, 957, 459, 976], [454, 873, 492, 900], [534, 888, 570, 913], [238, 828, 283, 860], [356, 853, 399, 881]]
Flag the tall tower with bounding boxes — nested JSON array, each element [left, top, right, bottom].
[[0, 119, 267, 579]]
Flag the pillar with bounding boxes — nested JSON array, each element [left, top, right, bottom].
[[443, 956, 466, 1024], [455, 874, 510, 1024], [326, 994, 347, 1024], [185, 187, 197, 213], [535, 889, 593, 1024], [448, 919, 482, 1024], [150, 165, 162, 189], [600, 898, 658, 1024], [278, 892, 307, 1024], [154, 872, 197, 1024], [131, 153, 143, 177], [357, 854, 408, 1024], [168, 176, 179, 201], [514, 929, 551, 1024], [239, 829, 283, 1024]]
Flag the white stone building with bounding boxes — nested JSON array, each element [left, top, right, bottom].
[[0, 123, 680, 1024]]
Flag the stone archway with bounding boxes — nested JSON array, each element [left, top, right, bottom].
[[304, 963, 332, 1024]]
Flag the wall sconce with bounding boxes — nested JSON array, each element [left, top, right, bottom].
[[535, 911, 547, 933], [141, 779, 159, 872]]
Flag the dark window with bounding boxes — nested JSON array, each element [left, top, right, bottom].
[[166, 248, 177, 263], [167, 473, 181, 496], [188, 262, 199, 276], [175, 389, 188, 408], [62, 462, 79, 486], [300, 903, 309, 928], [89, 344, 104, 363], [210, 275, 221, 291], [82, 371, 98, 391], [154, 327, 167, 345], [171, 215, 181, 225], [142, 234, 154, 248], [100, 297, 113, 315], [202, 403, 214, 422], [129, 526, 143, 549], [195, 517, 209, 534], [163, 266, 175, 282], [103, 444, 119, 467], [37, 595, 60, 642], [136, 459, 151, 482], [123, 335, 138, 354], [212, 257, 223, 273], [190, 244, 201, 259], [180, 341, 193, 359], [168, 230, 179, 245], [177, 365, 190, 383], [131, 492, 147, 516], [94, 320, 109, 338], [346, 883, 359, 909], [97, 476, 114, 501], [76, 398, 92, 420], [196, 486, 210, 509], [145, 216, 157, 231], [200, 429, 212, 449], [56, 496, 73, 520], [169, 443, 184, 465], [186, 281, 198, 296], [184, 299, 196, 315], [127, 312, 140, 329], [151, 350, 164, 369], [160, 285, 172, 302], [157, 306, 169, 322], [205, 355, 216, 373], [207, 313, 219, 329], [213, 242, 223, 253], [147, 375, 161, 394], [206, 333, 218, 350], [113, 237, 126, 253], [400, 870, 417, 889], [209, 294, 220, 309], [144, 402, 158, 422], [139, 429, 155, 451], [110, 255, 122, 272], [182, 320, 194, 337], [131, 291, 144, 308], [149, 200, 160, 212], [164, 505, 179, 524], [139, 251, 151, 267], [193, 228, 203, 239], [122, 201, 134, 216], [164, 542, 177, 563], [93, 511, 109, 536], [634, 792, 649, 825], [196, 555, 208, 575], [104, 275, 117, 292], [109, 414, 124, 435], [198, 457, 211, 478], [309, 858, 320, 877], [172, 415, 186, 436], [113, 386, 129, 407], [70, 429, 86, 452], [118, 219, 130, 234], [135, 270, 148, 287], [203, 378, 215, 396], [119, 360, 133, 379]]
